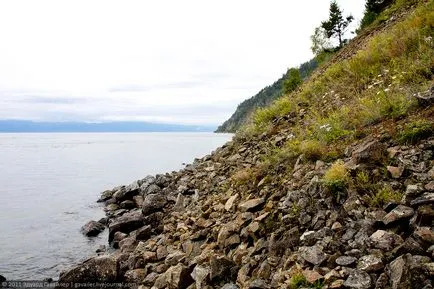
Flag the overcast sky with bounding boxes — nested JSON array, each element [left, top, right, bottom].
[[0, 0, 365, 125]]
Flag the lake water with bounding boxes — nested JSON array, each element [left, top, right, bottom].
[[0, 133, 232, 280]]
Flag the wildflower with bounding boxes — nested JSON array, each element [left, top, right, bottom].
[[320, 124, 332, 132]]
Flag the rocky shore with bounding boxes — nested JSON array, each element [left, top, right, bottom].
[[57, 130, 434, 288]]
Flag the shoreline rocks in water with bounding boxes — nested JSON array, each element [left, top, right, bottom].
[[59, 255, 117, 283], [67, 131, 434, 289], [81, 220, 105, 237]]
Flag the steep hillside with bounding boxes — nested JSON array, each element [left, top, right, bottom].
[[216, 58, 320, 133], [58, 1, 433, 288]]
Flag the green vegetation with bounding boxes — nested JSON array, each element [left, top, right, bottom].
[[397, 119, 434, 144], [216, 56, 327, 133], [247, 0, 432, 145], [299, 140, 326, 161], [360, 0, 393, 29], [231, 167, 259, 187], [283, 68, 303, 94], [289, 274, 307, 289], [225, 0, 431, 214], [289, 273, 323, 289], [228, 1, 433, 212], [369, 185, 403, 207], [311, 27, 333, 55], [360, 0, 421, 31], [253, 97, 296, 129], [323, 160, 349, 193], [219, 0, 430, 134], [355, 171, 372, 191], [321, 1, 354, 47]]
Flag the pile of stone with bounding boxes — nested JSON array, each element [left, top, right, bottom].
[[60, 133, 434, 289]]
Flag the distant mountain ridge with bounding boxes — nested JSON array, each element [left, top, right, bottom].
[[0, 120, 215, 132]]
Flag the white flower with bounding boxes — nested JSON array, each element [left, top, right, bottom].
[[320, 124, 332, 132]]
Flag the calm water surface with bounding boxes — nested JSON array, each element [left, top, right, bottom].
[[0, 132, 232, 280]]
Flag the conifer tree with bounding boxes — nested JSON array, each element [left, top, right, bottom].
[[321, 1, 354, 47]]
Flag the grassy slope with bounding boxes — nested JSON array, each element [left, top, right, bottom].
[[216, 58, 322, 133], [230, 0, 433, 195], [243, 0, 432, 146]]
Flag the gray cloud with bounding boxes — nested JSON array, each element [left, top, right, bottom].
[[0, 0, 366, 125]]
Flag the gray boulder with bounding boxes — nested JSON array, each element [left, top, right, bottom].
[[81, 220, 105, 237], [135, 225, 152, 240], [139, 176, 157, 194], [142, 193, 167, 215], [357, 255, 384, 272], [351, 139, 386, 164], [113, 184, 140, 202], [344, 270, 372, 289], [144, 184, 162, 195], [299, 245, 327, 266], [336, 256, 357, 266], [382, 205, 414, 226], [59, 255, 117, 283], [370, 230, 403, 251], [98, 190, 115, 202], [221, 283, 239, 289], [108, 210, 143, 243], [153, 264, 193, 289], [238, 198, 265, 212], [209, 256, 237, 283]]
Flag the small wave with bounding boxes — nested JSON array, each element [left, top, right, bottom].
[[63, 211, 78, 215]]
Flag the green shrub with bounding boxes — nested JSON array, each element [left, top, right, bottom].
[[289, 273, 307, 289], [354, 170, 380, 197], [231, 168, 259, 187], [356, 171, 370, 188], [397, 119, 434, 144], [359, 10, 379, 30], [253, 97, 296, 129], [323, 160, 349, 193], [370, 185, 403, 207], [311, 109, 354, 143], [300, 140, 325, 161], [284, 68, 303, 94], [289, 273, 324, 289]]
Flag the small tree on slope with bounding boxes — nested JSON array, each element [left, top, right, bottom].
[[283, 68, 302, 94], [321, 1, 354, 47]]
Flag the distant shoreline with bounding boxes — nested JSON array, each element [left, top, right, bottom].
[[0, 120, 217, 133]]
